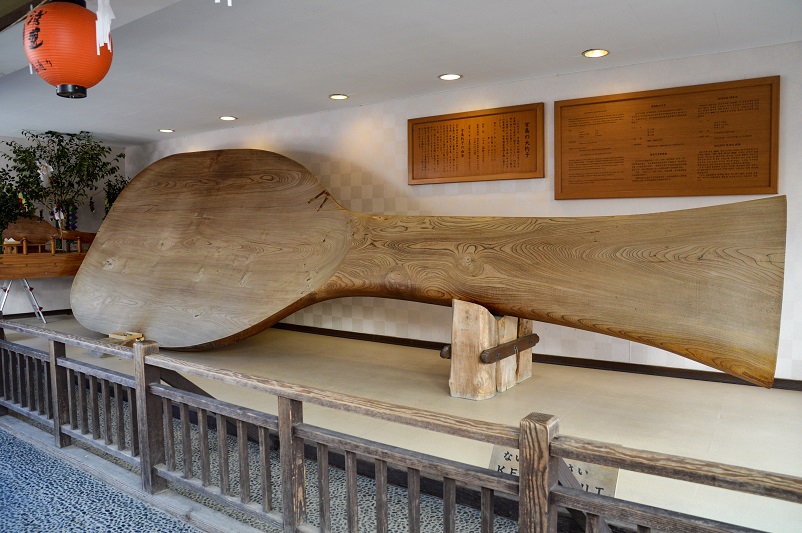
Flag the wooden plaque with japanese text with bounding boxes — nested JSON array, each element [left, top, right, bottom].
[[408, 103, 544, 185], [555, 77, 779, 199]]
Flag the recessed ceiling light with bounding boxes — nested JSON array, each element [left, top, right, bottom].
[[159, 129, 174, 133], [439, 73, 462, 81], [329, 93, 348, 100], [220, 115, 237, 121], [582, 49, 609, 58]]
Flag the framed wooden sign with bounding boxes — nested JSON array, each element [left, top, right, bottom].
[[408, 103, 544, 185], [554, 76, 779, 199]]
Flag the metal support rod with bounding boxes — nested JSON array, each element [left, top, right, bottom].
[[480, 333, 539, 364], [440, 333, 540, 364]]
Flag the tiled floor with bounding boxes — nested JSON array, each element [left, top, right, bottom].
[[0, 426, 202, 533], [4, 315, 801, 532]]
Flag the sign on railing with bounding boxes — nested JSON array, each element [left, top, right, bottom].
[[489, 444, 619, 496]]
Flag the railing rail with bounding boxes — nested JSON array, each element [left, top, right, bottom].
[[0, 319, 133, 359], [0, 338, 48, 360], [1, 317, 800, 532], [552, 435, 802, 504], [549, 486, 762, 533], [294, 423, 519, 496], [149, 352, 520, 448], [151, 383, 279, 431]]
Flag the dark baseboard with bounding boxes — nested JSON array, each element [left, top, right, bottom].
[[531, 353, 802, 391], [0, 309, 73, 320], [273, 322, 444, 351], [274, 323, 802, 391]]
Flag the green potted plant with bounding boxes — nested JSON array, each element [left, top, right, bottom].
[[0, 182, 33, 237], [0, 130, 124, 235], [103, 173, 131, 216]]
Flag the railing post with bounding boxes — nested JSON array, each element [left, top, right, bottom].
[[278, 396, 306, 532], [133, 340, 167, 493], [48, 340, 71, 447], [519, 412, 560, 533], [0, 315, 6, 416]]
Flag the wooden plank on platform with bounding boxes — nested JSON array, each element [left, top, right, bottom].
[[448, 300, 498, 400], [495, 316, 518, 393], [516, 319, 533, 383]]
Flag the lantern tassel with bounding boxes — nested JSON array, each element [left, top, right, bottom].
[[96, 0, 115, 55]]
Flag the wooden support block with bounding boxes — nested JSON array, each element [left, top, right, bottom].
[[516, 319, 534, 383], [448, 300, 537, 399], [495, 315, 518, 393], [448, 300, 498, 400]]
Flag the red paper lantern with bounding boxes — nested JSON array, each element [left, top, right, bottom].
[[23, 0, 113, 98]]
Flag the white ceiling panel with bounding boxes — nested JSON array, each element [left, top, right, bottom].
[[0, 0, 799, 144]]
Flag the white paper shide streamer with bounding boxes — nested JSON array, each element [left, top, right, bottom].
[[37, 160, 53, 188], [95, 0, 115, 55]]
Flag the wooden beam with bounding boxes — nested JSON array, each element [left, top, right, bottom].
[[0, 1, 44, 34]]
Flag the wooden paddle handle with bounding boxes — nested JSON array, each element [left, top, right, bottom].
[[314, 196, 786, 387]]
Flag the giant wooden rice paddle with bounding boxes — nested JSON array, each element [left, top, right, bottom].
[[70, 149, 786, 387]]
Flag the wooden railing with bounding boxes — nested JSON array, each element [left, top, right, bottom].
[[141, 343, 523, 532], [1, 317, 800, 532]]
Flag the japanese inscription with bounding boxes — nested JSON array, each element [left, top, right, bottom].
[[408, 103, 544, 185], [26, 8, 46, 51], [25, 8, 51, 75], [555, 76, 779, 199], [489, 445, 619, 496]]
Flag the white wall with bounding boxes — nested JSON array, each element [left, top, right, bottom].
[[44, 42, 802, 380]]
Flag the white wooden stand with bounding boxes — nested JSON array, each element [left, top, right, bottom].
[[448, 299, 534, 400], [0, 279, 46, 323]]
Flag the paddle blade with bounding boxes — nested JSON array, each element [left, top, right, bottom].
[[71, 149, 353, 349]]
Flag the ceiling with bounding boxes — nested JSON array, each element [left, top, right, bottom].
[[0, 0, 800, 146]]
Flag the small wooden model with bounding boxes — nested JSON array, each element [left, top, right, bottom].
[[1, 217, 94, 279], [71, 150, 786, 387]]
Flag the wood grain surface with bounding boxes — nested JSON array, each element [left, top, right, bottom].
[[71, 150, 352, 349], [552, 435, 802, 504], [516, 319, 533, 383], [1, 217, 93, 278], [0, 252, 85, 279], [448, 299, 498, 400], [71, 149, 785, 386]]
